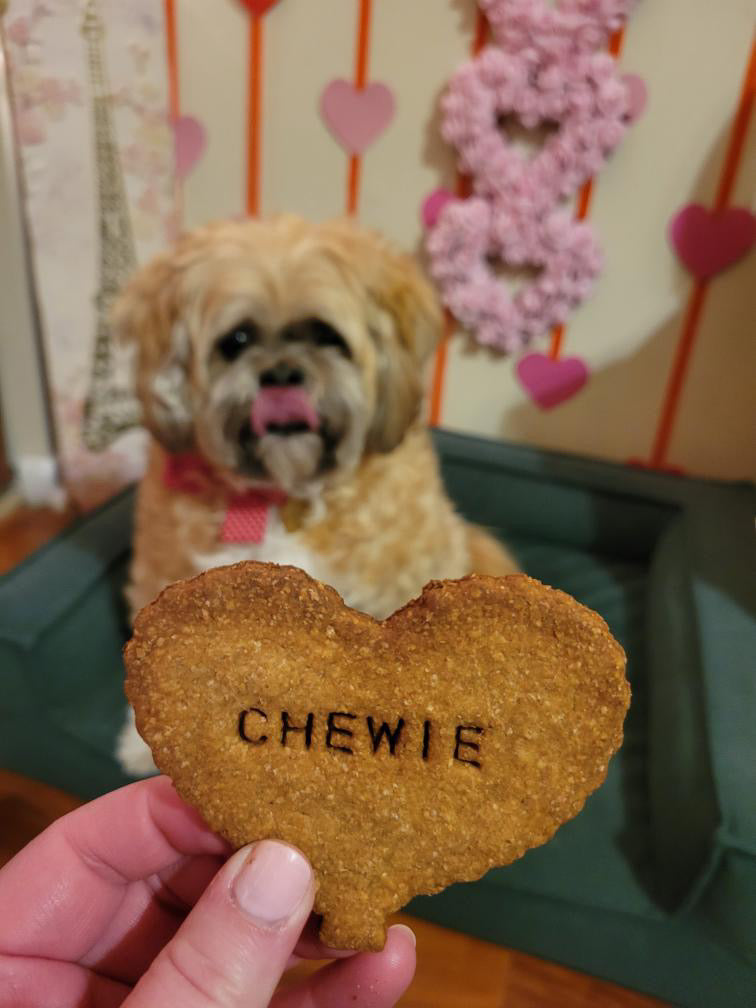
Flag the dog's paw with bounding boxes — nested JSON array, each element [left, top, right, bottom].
[[116, 708, 158, 777]]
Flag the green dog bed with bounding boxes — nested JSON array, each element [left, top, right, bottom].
[[1, 431, 754, 1007]]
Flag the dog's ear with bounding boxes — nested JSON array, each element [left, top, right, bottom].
[[321, 220, 443, 454], [370, 244, 443, 365], [112, 251, 194, 452], [366, 323, 424, 455], [365, 240, 443, 454]]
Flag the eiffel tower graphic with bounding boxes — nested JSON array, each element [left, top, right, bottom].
[[80, 0, 142, 450]]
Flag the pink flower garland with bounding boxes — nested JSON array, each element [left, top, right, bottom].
[[428, 198, 602, 352], [480, 0, 637, 55], [441, 46, 628, 206], [427, 0, 639, 353]]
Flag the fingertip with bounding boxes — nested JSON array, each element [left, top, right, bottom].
[[377, 922, 417, 997], [276, 922, 417, 1008], [388, 923, 416, 949], [229, 840, 314, 928]]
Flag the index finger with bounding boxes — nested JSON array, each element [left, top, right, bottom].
[[0, 775, 230, 963]]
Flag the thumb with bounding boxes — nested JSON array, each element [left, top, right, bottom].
[[126, 841, 314, 1007]]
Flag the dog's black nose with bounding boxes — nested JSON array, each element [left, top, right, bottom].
[[259, 362, 305, 387]]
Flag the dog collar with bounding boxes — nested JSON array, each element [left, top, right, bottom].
[[163, 453, 291, 545]]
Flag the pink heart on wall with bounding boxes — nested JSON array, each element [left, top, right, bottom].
[[622, 74, 648, 124], [669, 204, 756, 279], [16, 108, 46, 146], [421, 188, 455, 230], [320, 80, 395, 155], [516, 353, 589, 410], [6, 16, 31, 46], [238, 0, 280, 15], [174, 115, 207, 179]]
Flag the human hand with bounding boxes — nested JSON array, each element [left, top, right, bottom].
[[0, 775, 416, 1006]]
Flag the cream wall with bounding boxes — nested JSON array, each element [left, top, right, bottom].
[[445, 0, 755, 471], [173, 0, 755, 481]]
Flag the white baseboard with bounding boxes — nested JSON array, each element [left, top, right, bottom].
[[14, 454, 67, 508]]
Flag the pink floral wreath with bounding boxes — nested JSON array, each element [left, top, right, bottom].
[[427, 198, 602, 352], [427, 0, 640, 352], [441, 45, 629, 205], [480, 0, 638, 55]]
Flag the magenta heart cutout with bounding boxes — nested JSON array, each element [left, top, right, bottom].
[[320, 79, 395, 155], [622, 74, 647, 124], [238, 0, 280, 14], [669, 204, 756, 279], [174, 115, 207, 179], [516, 353, 589, 410], [422, 188, 454, 230]]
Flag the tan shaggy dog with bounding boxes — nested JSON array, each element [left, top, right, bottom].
[[114, 215, 517, 775]]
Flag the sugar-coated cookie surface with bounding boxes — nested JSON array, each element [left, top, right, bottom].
[[124, 563, 629, 951]]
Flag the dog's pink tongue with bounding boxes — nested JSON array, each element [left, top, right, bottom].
[[251, 387, 319, 437]]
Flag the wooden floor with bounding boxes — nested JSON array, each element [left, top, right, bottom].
[[0, 504, 667, 1007], [0, 499, 78, 575]]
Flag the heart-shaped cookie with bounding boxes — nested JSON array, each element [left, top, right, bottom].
[[124, 563, 629, 951]]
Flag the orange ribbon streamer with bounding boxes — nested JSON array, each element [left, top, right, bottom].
[[246, 13, 264, 216], [649, 35, 756, 468], [164, 0, 182, 223], [346, 0, 373, 215]]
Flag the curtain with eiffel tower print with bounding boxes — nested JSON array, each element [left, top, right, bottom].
[[2, 0, 175, 508]]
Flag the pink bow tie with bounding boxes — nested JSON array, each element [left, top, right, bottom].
[[163, 453, 287, 544]]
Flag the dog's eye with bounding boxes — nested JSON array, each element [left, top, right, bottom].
[[284, 318, 351, 357], [216, 322, 258, 362], [312, 320, 350, 353]]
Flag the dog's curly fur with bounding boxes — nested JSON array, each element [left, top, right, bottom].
[[113, 215, 517, 775]]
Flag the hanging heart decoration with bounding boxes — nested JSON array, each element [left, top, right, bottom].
[[421, 188, 455, 231], [621, 73, 648, 124], [173, 115, 207, 179], [237, 0, 281, 15], [320, 79, 396, 155], [516, 352, 590, 409], [669, 204, 756, 280]]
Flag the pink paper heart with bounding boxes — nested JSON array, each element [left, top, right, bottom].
[[174, 115, 206, 179], [516, 353, 589, 410], [320, 79, 395, 155], [622, 74, 647, 124], [6, 16, 31, 46], [422, 188, 454, 230], [669, 204, 756, 279], [16, 108, 46, 146], [238, 0, 280, 14]]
